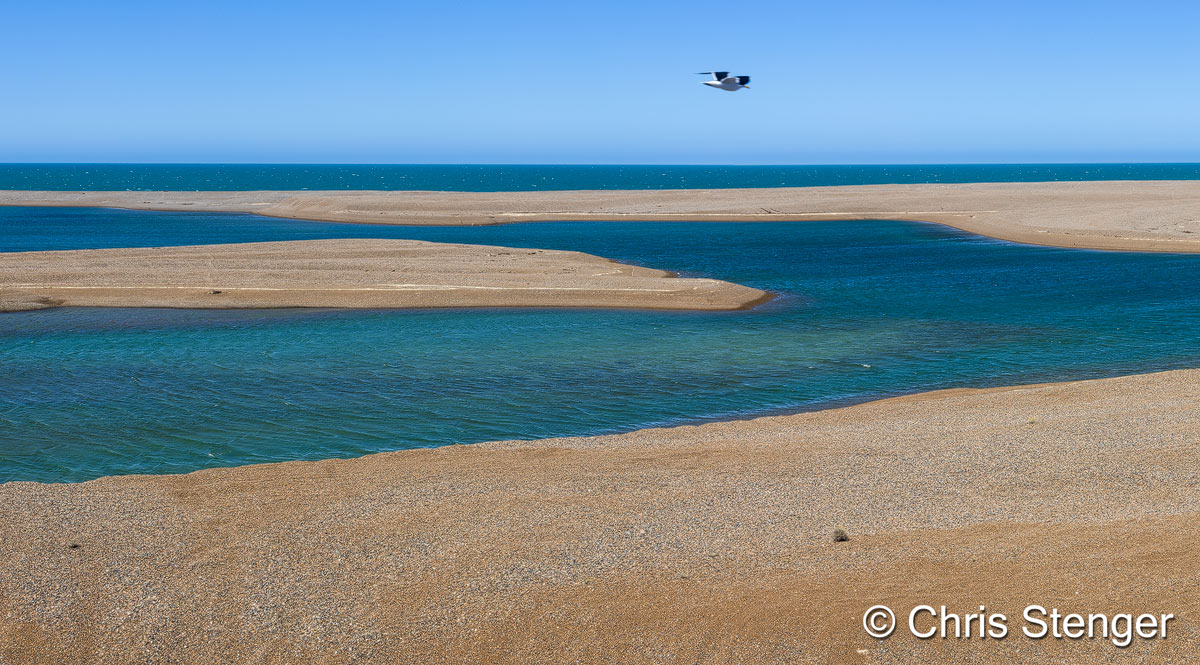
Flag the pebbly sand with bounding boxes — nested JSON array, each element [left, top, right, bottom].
[[2, 368, 1199, 663], [0, 238, 769, 312], [3, 183, 1199, 663], [4, 180, 1200, 252]]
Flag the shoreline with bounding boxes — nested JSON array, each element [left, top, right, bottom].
[[3, 368, 1198, 663], [5, 180, 1200, 252], [5, 182, 1200, 662], [1, 365, 1187, 487], [0, 238, 771, 313]]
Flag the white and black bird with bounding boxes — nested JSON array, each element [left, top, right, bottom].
[[696, 71, 750, 91]]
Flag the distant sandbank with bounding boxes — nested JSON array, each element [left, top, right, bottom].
[[4, 180, 1200, 252], [2, 368, 1198, 663], [0, 238, 769, 312]]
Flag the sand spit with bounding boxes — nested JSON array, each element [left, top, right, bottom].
[[4, 180, 1200, 252], [0, 238, 769, 312], [2, 368, 1199, 663]]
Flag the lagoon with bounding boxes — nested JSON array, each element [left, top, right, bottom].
[[2, 206, 1199, 482]]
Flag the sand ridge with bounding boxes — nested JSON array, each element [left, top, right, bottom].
[[5, 180, 1200, 252], [0, 238, 770, 312], [2, 368, 1199, 663]]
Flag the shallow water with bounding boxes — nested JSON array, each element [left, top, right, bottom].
[[2, 207, 1199, 482]]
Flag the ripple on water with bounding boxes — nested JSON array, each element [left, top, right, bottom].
[[2, 210, 1200, 481]]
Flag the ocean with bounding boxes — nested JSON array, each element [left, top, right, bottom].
[[2, 163, 1200, 191]]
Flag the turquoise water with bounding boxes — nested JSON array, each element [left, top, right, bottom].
[[3, 163, 1200, 191], [2, 207, 1200, 482]]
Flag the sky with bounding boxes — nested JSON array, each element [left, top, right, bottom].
[[3, 0, 1198, 164]]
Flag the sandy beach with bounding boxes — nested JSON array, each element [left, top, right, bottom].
[[1, 368, 1198, 663], [5, 180, 1200, 252], [0, 238, 768, 312], [2, 183, 1199, 663]]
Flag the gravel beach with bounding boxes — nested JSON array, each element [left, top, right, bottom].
[[2, 183, 1198, 662], [2, 369, 1198, 664]]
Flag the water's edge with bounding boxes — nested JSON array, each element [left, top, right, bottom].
[[5, 207, 1199, 483]]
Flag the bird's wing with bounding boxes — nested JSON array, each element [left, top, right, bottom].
[[713, 71, 729, 81], [736, 76, 750, 85]]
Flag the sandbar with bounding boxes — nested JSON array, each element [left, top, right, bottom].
[[2, 368, 1198, 663], [3, 182, 1199, 663], [0, 238, 770, 312], [4, 180, 1200, 252]]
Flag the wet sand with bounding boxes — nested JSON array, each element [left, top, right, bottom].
[[0, 238, 769, 312], [2, 368, 1199, 664], [4, 180, 1200, 252]]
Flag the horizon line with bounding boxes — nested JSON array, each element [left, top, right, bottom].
[[3, 161, 1200, 167]]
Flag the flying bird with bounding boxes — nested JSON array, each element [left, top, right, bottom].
[[696, 71, 750, 92]]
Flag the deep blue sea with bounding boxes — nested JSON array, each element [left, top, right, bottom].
[[3, 205, 1200, 483], [2, 163, 1200, 191]]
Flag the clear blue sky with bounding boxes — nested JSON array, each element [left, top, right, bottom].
[[3, 0, 1197, 164]]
